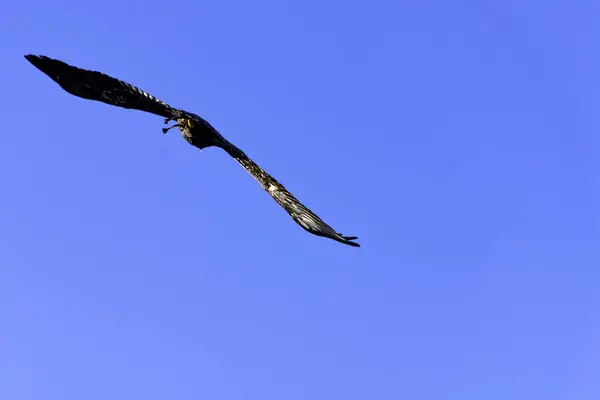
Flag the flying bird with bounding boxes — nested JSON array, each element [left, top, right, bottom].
[[24, 54, 360, 247]]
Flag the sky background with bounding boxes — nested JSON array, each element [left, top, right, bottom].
[[1, 0, 600, 399]]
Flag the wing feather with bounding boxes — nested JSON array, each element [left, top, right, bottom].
[[24, 54, 180, 119], [219, 140, 360, 247]]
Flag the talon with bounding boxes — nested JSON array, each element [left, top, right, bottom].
[[162, 123, 181, 134]]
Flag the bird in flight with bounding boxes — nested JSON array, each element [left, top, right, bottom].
[[24, 54, 360, 247]]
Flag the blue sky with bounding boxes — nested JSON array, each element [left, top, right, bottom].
[[1, 0, 599, 399]]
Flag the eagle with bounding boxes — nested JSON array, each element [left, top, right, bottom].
[[24, 54, 360, 247]]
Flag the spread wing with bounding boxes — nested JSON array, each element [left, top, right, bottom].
[[24, 54, 180, 119], [219, 140, 360, 247]]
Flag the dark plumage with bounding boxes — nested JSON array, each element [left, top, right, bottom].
[[24, 54, 360, 247]]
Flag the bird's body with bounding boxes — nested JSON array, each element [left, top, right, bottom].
[[24, 54, 359, 247], [168, 114, 223, 150]]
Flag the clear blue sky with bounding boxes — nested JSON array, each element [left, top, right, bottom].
[[2, 0, 599, 399]]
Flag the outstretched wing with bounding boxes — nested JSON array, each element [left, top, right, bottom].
[[24, 54, 180, 119], [219, 140, 360, 247]]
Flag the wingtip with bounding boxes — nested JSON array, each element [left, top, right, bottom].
[[341, 235, 360, 247], [24, 54, 67, 82], [24, 54, 45, 68]]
